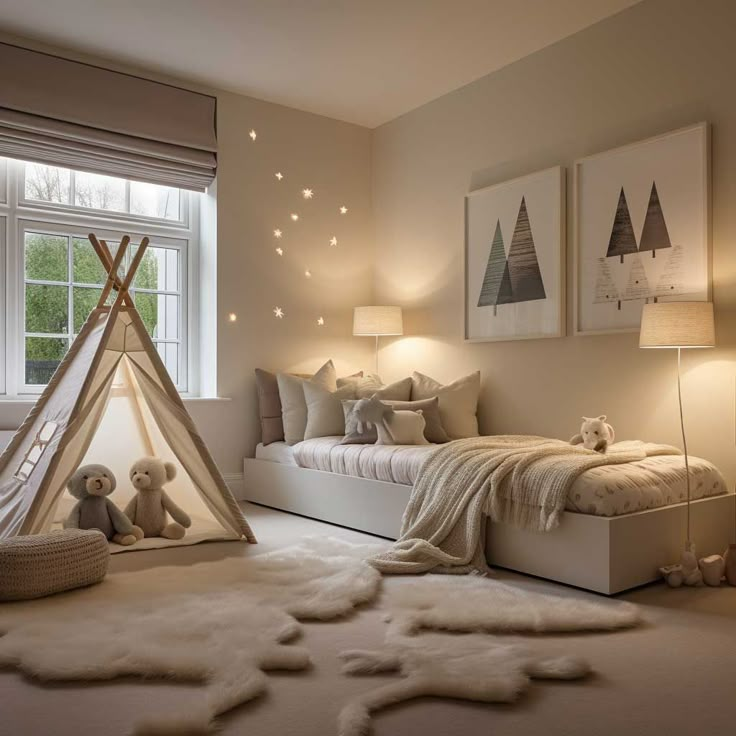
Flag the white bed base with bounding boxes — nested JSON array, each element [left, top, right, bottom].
[[241, 457, 735, 595]]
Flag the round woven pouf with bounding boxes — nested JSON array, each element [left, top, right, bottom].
[[0, 529, 110, 601]]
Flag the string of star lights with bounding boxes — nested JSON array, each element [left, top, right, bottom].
[[252, 126, 349, 326]]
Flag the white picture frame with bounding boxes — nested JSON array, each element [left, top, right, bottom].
[[464, 166, 565, 342], [574, 122, 711, 335]]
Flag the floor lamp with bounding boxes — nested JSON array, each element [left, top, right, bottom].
[[353, 306, 403, 374], [639, 301, 715, 553]]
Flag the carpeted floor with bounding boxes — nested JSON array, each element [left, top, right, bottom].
[[2, 502, 735, 735]]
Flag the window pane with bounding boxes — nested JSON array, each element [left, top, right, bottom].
[[25, 284, 68, 334], [131, 246, 179, 291], [156, 342, 179, 385], [130, 180, 180, 220], [75, 171, 125, 211], [135, 292, 159, 337], [73, 287, 103, 332], [25, 233, 68, 282], [25, 337, 68, 384], [25, 163, 70, 203], [73, 238, 108, 285]]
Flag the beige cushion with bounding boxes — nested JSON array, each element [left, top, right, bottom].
[[277, 360, 337, 445], [341, 396, 449, 444], [0, 529, 109, 601], [304, 383, 357, 440], [257, 365, 361, 445], [411, 371, 481, 439], [356, 375, 412, 400]]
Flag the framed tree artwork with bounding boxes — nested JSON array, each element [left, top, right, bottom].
[[464, 166, 565, 342], [574, 122, 710, 335]]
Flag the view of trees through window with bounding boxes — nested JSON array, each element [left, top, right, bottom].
[[25, 162, 181, 221], [24, 232, 181, 385]]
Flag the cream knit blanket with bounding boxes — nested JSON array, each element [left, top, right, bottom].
[[370, 436, 680, 575]]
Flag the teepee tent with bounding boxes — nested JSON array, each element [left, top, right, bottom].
[[0, 234, 256, 551]]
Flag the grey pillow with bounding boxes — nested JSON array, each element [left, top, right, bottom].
[[341, 396, 449, 444], [358, 376, 412, 400], [304, 383, 356, 440]]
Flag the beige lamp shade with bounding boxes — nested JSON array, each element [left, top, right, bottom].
[[353, 306, 403, 336], [639, 301, 715, 348]]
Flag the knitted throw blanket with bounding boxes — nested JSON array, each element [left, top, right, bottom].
[[370, 436, 680, 575]]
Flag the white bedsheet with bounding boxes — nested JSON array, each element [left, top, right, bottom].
[[256, 438, 727, 517]]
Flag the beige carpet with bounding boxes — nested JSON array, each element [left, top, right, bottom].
[[2, 502, 735, 735]]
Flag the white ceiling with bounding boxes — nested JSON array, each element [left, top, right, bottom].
[[0, 0, 640, 128]]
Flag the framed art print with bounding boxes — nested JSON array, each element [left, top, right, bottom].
[[574, 122, 710, 335], [464, 166, 565, 342]]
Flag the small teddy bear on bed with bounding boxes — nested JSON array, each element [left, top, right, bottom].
[[63, 464, 143, 545], [570, 415, 615, 453], [124, 457, 192, 540]]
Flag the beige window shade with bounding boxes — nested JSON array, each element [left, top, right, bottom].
[[0, 43, 217, 191]]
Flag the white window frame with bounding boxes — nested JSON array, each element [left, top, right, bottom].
[[1, 158, 199, 397]]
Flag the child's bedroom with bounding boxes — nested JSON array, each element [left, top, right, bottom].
[[0, 1, 734, 734]]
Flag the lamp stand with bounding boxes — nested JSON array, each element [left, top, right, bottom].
[[374, 335, 379, 375], [675, 347, 692, 547]]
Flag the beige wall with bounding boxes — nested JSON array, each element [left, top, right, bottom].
[[372, 0, 736, 485], [213, 91, 373, 470]]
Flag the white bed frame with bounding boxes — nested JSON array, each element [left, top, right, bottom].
[[241, 457, 735, 595]]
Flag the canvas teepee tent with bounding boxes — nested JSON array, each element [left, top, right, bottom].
[[0, 234, 256, 551]]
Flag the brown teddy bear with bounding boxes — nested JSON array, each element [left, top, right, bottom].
[[124, 456, 191, 539]]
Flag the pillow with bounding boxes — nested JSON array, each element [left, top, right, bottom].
[[341, 396, 449, 445], [376, 410, 429, 446], [277, 360, 337, 445], [411, 371, 481, 439], [255, 368, 308, 446], [356, 376, 412, 400], [304, 383, 356, 440]]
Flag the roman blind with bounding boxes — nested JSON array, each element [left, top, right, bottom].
[[0, 43, 217, 191]]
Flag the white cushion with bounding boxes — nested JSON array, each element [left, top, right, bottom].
[[277, 360, 337, 445], [377, 410, 429, 446], [303, 383, 356, 440], [410, 371, 481, 439]]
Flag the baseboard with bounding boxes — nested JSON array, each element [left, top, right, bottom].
[[223, 472, 245, 497]]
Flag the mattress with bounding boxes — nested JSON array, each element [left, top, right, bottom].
[[255, 438, 728, 517]]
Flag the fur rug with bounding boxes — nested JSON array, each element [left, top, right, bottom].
[[0, 537, 382, 735], [0, 537, 641, 735]]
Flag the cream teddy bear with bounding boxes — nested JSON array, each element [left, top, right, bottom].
[[124, 457, 191, 539]]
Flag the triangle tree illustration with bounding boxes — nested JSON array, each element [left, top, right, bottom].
[[506, 196, 546, 304], [477, 219, 514, 316], [622, 252, 650, 303], [638, 181, 672, 258], [593, 257, 621, 310], [652, 244, 686, 300], [606, 187, 638, 264]]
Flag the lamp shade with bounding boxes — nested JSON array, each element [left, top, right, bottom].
[[639, 301, 715, 348], [353, 306, 403, 336]]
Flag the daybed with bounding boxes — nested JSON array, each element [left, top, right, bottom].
[[241, 438, 734, 594]]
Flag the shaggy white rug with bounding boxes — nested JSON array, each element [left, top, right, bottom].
[[0, 537, 641, 735]]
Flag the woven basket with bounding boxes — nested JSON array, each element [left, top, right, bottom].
[[0, 529, 109, 601]]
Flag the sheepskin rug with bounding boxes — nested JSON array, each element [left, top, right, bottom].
[[0, 537, 382, 735], [0, 537, 641, 735]]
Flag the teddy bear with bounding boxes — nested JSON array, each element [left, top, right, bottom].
[[570, 415, 615, 452], [124, 456, 192, 539], [63, 464, 143, 545]]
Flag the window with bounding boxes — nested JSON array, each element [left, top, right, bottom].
[[1, 159, 198, 395]]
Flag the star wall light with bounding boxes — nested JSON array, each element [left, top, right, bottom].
[[302, 188, 314, 199], [339, 205, 348, 214], [273, 307, 284, 319], [290, 213, 299, 221], [249, 129, 257, 141], [275, 247, 284, 256], [317, 317, 325, 326], [275, 172, 284, 180], [273, 229, 282, 238], [329, 236, 338, 247], [305, 269, 312, 278]]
